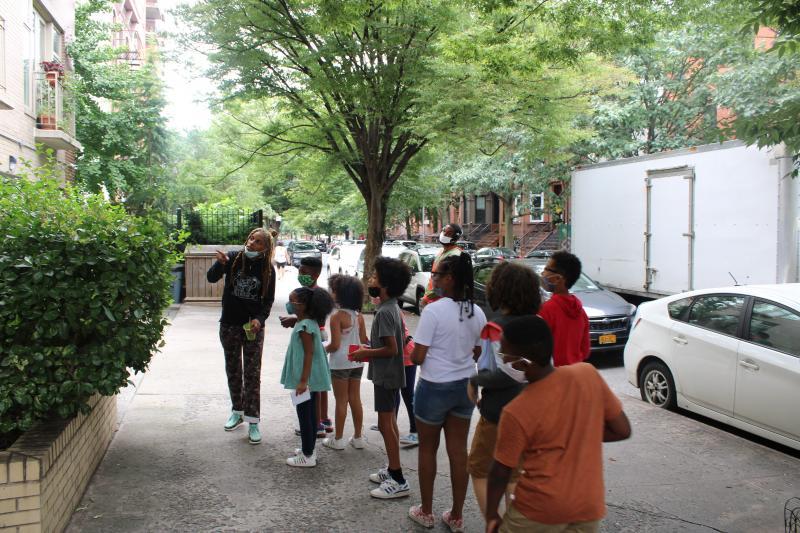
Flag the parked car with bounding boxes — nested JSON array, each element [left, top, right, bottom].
[[356, 244, 407, 278], [393, 240, 419, 250], [525, 249, 556, 259], [456, 241, 478, 259], [315, 240, 328, 253], [287, 240, 322, 267], [624, 284, 800, 451], [473, 259, 636, 352], [398, 247, 440, 312], [327, 243, 365, 277], [474, 247, 520, 263]]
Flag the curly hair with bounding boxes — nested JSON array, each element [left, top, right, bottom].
[[291, 287, 335, 324], [328, 274, 364, 312], [228, 228, 273, 299], [551, 251, 582, 289], [487, 262, 541, 315], [373, 256, 412, 298]]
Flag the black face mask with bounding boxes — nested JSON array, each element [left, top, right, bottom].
[[368, 286, 381, 298]]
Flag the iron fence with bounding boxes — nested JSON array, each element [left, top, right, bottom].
[[167, 208, 264, 245]]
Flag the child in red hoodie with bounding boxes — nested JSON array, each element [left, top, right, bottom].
[[538, 251, 590, 366]]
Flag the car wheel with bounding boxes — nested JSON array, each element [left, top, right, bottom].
[[639, 361, 676, 410], [415, 288, 424, 314]]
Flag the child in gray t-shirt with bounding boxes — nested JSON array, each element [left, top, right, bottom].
[[349, 257, 412, 500]]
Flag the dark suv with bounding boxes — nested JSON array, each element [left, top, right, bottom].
[[287, 240, 322, 267], [473, 258, 637, 353]]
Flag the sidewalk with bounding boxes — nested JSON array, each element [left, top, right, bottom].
[[67, 280, 487, 532], [66, 279, 800, 532]]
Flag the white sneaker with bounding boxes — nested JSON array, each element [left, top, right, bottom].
[[322, 437, 346, 450], [400, 433, 419, 446], [349, 436, 366, 449], [370, 478, 410, 499], [286, 450, 317, 467], [369, 466, 391, 484]]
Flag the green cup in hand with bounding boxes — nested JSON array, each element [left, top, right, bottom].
[[243, 322, 256, 341]]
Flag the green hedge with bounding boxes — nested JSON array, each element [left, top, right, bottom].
[[0, 176, 174, 435]]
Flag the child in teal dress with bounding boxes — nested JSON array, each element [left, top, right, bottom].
[[281, 286, 334, 467]]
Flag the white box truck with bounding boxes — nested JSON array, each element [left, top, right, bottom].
[[571, 140, 798, 298]]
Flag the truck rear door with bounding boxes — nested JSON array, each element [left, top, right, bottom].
[[646, 167, 695, 294]]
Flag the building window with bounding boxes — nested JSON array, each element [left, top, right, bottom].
[[52, 27, 62, 61], [513, 193, 522, 223], [475, 196, 486, 224], [529, 193, 544, 223]]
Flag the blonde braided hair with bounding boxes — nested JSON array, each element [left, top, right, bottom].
[[228, 228, 274, 298]]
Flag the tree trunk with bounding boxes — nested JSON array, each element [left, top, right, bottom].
[[502, 196, 514, 249], [362, 189, 389, 285], [405, 211, 412, 240]]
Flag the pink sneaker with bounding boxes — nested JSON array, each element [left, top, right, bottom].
[[442, 510, 464, 532], [408, 504, 434, 528]]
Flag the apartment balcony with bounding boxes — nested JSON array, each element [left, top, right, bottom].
[[146, 0, 162, 21], [33, 72, 82, 152], [112, 30, 144, 67]]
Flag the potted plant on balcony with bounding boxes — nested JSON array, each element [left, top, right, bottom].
[[40, 60, 65, 87], [36, 87, 57, 130]]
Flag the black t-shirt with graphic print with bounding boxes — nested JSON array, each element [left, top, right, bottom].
[[207, 250, 276, 327]]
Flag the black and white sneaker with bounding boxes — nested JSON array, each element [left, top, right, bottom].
[[370, 478, 410, 499], [369, 466, 390, 484]]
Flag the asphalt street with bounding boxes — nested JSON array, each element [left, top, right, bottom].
[[66, 258, 800, 532]]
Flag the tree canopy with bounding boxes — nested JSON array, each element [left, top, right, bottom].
[[69, 0, 169, 214]]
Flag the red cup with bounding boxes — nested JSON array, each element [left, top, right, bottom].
[[348, 344, 362, 362]]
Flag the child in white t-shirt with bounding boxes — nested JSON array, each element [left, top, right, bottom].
[[407, 254, 486, 531]]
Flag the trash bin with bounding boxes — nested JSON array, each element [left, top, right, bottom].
[[170, 265, 184, 304]]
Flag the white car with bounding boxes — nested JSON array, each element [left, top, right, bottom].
[[624, 284, 800, 451], [326, 243, 365, 277], [355, 244, 407, 278], [398, 247, 440, 312]]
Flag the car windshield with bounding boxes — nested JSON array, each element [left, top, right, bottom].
[[294, 242, 316, 251], [498, 248, 515, 256], [529, 263, 600, 292], [420, 254, 436, 272]]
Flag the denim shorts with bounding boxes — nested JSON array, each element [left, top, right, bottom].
[[413, 378, 474, 426]]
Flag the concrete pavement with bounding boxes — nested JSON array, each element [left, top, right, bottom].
[[66, 274, 800, 532]]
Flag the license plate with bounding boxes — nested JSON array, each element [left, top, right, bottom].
[[599, 334, 617, 345]]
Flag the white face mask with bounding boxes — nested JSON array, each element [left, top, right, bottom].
[[438, 231, 452, 245], [499, 361, 528, 383]]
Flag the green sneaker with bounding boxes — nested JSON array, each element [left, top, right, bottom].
[[224, 412, 243, 431], [248, 423, 261, 445]]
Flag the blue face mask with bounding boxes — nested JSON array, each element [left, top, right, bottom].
[[285, 302, 296, 315], [244, 247, 262, 259]]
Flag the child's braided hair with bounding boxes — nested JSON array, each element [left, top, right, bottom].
[[437, 253, 475, 320]]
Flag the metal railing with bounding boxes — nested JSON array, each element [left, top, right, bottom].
[[112, 30, 144, 66], [167, 208, 265, 245], [463, 223, 490, 241], [34, 71, 75, 137]]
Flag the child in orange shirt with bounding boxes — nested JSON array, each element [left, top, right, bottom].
[[486, 316, 631, 533]]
